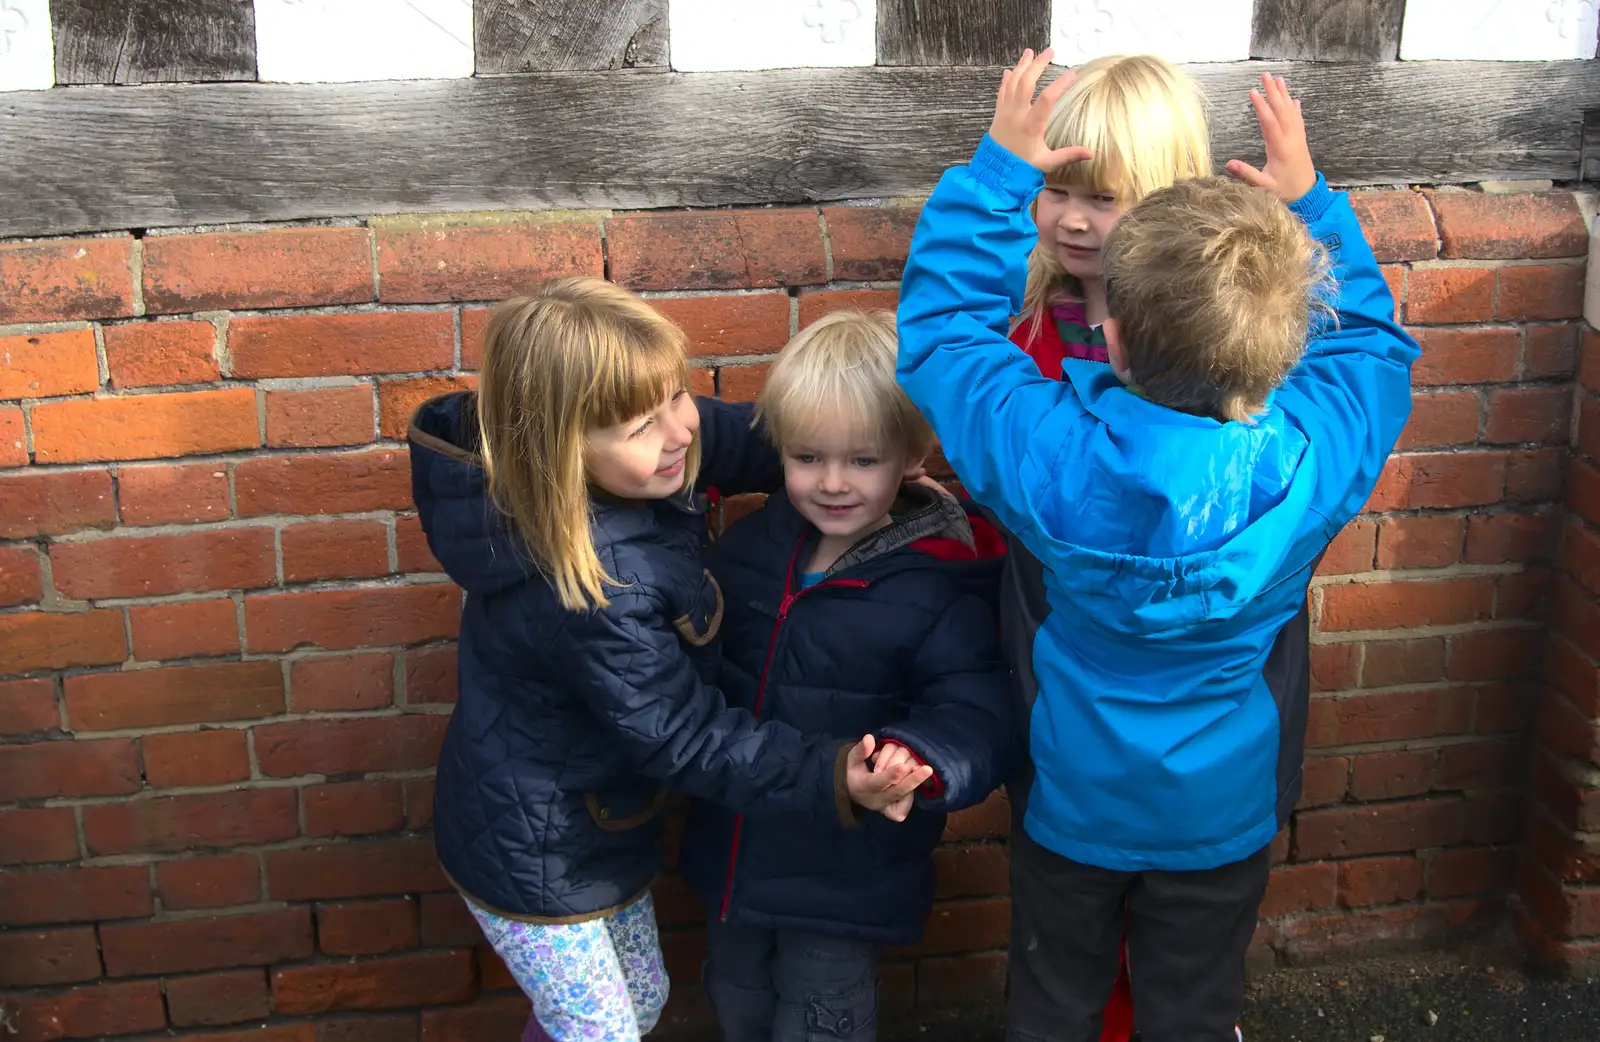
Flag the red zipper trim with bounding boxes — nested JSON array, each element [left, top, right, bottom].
[[716, 538, 870, 921]]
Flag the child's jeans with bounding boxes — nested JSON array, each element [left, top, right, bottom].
[[1004, 827, 1270, 1042], [465, 891, 669, 1041], [704, 921, 880, 1041]]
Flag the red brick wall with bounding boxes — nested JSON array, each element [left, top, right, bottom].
[[0, 186, 1591, 1038], [1515, 208, 1600, 973], [1270, 186, 1590, 968]]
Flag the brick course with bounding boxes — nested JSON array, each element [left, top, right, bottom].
[[1, 185, 1596, 1032]]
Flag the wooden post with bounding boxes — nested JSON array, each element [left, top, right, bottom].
[[474, 0, 668, 73], [51, 0, 257, 85], [1251, 0, 1406, 62], [876, 0, 1051, 66]]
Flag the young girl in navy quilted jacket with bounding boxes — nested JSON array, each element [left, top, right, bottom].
[[407, 277, 931, 1042]]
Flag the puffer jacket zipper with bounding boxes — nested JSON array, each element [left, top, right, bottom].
[[716, 536, 870, 921]]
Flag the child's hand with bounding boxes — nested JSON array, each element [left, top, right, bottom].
[[872, 743, 923, 822], [988, 48, 1094, 173], [874, 743, 919, 773], [1226, 73, 1317, 203], [845, 735, 932, 821]]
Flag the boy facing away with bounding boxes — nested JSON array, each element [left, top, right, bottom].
[[896, 52, 1419, 1041], [680, 310, 1017, 1042]]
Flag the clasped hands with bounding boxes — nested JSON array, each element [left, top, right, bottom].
[[843, 735, 929, 823]]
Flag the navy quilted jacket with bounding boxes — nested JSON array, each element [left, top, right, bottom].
[[680, 485, 1017, 945], [408, 392, 850, 922]]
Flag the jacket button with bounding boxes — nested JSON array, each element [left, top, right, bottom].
[[599, 808, 611, 821]]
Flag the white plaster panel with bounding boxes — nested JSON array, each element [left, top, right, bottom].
[[0, 0, 55, 92], [255, 0, 474, 83], [1050, 0, 1254, 65], [669, 0, 877, 71], [1400, 0, 1599, 61]]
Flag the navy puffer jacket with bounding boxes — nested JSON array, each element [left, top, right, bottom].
[[680, 484, 1016, 945], [409, 392, 850, 922]]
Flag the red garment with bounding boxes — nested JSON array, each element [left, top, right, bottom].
[[1010, 300, 1109, 379], [1100, 949, 1135, 1042]]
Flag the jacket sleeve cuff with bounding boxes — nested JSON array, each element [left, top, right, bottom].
[[1287, 172, 1334, 225], [833, 741, 865, 829], [877, 738, 946, 799], [970, 135, 1046, 205]]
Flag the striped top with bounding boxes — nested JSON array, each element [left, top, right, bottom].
[[1009, 300, 1108, 378]]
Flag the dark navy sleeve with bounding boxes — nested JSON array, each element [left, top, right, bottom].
[[694, 396, 784, 497], [878, 593, 1017, 813], [558, 585, 855, 821]]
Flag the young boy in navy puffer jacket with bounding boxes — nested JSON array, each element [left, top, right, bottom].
[[681, 310, 1017, 1042]]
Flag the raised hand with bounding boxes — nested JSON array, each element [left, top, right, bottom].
[[845, 734, 933, 822], [1225, 73, 1317, 203], [988, 48, 1094, 172]]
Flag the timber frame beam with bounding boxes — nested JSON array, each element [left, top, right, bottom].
[[2, 59, 1597, 238]]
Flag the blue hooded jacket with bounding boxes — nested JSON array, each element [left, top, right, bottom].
[[409, 392, 853, 920], [896, 137, 1419, 872]]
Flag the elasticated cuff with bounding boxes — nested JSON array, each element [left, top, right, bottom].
[[970, 135, 1045, 204], [1287, 172, 1334, 224], [877, 738, 946, 800]]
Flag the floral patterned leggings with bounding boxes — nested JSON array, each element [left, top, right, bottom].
[[466, 892, 670, 1041]]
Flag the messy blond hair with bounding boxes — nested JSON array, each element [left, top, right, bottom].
[[1102, 177, 1332, 424], [1023, 54, 1212, 325], [476, 276, 697, 611], [756, 310, 933, 459]]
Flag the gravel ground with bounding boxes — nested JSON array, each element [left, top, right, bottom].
[[881, 938, 1600, 1042]]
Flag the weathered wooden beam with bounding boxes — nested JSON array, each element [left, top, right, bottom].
[[1251, 0, 1406, 62], [876, 0, 1051, 66], [474, 0, 668, 73], [50, 0, 257, 85], [1584, 108, 1600, 182], [2, 60, 1596, 238]]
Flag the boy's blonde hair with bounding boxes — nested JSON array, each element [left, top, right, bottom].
[[476, 276, 697, 612], [756, 310, 933, 459], [1023, 54, 1212, 319], [1102, 177, 1332, 424]]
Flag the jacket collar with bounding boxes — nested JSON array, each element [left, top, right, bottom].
[[760, 483, 975, 579], [826, 483, 973, 576]]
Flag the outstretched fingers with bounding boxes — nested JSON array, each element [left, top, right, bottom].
[[1043, 144, 1094, 168], [988, 47, 1093, 171], [1225, 158, 1271, 190], [1229, 71, 1316, 201], [1036, 65, 1076, 111], [1249, 87, 1280, 145]]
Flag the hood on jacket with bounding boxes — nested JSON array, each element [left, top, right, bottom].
[[746, 481, 1006, 607], [1033, 361, 1319, 637], [408, 391, 537, 597], [827, 481, 1001, 570]]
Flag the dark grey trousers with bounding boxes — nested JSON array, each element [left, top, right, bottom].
[[704, 920, 880, 1041], [1006, 826, 1270, 1042]]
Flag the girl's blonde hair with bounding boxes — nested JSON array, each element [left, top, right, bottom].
[[755, 310, 933, 460], [1023, 54, 1212, 324], [476, 276, 698, 612]]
